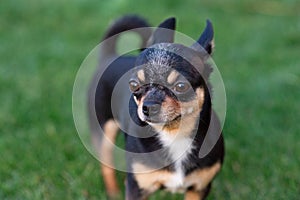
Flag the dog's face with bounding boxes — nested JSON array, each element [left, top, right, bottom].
[[129, 18, 214, 132], [130, 44, 205, 124]]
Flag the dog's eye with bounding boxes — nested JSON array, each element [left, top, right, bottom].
[[129, 80, 140, 92], [174, 82, 190, 93]]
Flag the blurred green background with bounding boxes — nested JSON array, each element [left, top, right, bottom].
[[1, 0, 300, 199]]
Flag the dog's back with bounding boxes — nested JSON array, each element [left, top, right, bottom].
[[90, 15, 151, 127], [87, 15, 151, 199]]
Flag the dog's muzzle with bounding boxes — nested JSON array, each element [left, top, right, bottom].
[[142, 101, 161, 117]]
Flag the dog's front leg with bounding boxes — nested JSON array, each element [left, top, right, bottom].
[[125, 173, 148, 200], [184, 183, 211, 200]]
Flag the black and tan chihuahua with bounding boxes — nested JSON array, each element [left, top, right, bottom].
[[88, 15, 224, 200]]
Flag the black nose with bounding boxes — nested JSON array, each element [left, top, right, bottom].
[[142, 101, 161, 117]]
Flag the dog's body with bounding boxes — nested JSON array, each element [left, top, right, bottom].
[[88, 15, 224, 200]]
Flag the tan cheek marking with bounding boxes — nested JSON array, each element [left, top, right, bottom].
[[160, 89, 203, 136], [178, 113, 199, 136], [160, 115, 198, 136], [185, 162, 221, 192], [149, 96, 180, 134], [162, 96, 180, 109], [167, 88, 203, 136], [152, 88, 205, 136], [167, 70, 179, 84], [137, 69, 145, 82], [161, 96, 181, 121], [179, 87, 204, 117], [132, 163, 173, 193]]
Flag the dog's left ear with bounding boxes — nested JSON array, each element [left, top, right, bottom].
[[192, 20, 214, 54], [147, 17, 176, 46]]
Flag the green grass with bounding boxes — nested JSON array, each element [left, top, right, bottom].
[[1, 0, 300, 199]]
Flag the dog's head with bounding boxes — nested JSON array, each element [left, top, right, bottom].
[[129, 18, 214, 133]]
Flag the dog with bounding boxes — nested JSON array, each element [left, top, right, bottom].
[[88, 15, 225, 200]]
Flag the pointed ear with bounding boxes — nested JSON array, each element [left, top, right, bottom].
[[147, 17, 176, 46], [192, 20, 214, 54]]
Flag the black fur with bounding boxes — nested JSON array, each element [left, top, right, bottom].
[[88, 15, 224, 200]]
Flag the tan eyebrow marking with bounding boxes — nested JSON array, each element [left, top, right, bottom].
[[167, 70, 179, 84], [137, 70, 145, 82]]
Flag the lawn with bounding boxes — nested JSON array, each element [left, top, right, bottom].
[[0, 0, 299, 199]]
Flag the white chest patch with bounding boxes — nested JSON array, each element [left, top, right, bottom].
[[158, 132, 194, 192], [158, 132, 194, 161], [164, 169, 184, 193]]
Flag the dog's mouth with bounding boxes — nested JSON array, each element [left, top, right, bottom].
[[145, 114, 181, 125]]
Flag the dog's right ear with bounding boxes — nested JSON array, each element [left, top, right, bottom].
[[191, 20, 214, 54], [147, 17, 176, 46]]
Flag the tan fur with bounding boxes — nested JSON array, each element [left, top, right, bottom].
[[184, 161, 221, 191], [151, 87, 205, 136], [132, 163, 172, 194], [161, 95, 181, 129], [133, 87, 215, 199], [137, 69, 145, 82], [133, 161, 221, 198], [184, 190, 202, 200], [100, 120, 120, 198], [167, 70, 179, 84]]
